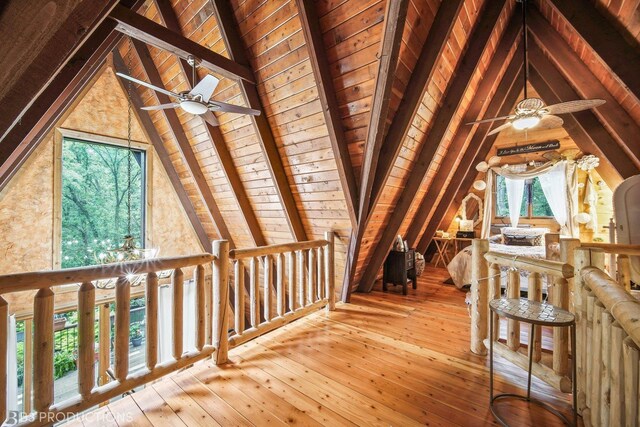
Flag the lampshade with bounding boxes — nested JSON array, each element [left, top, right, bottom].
[[512, 115, 541, 130]]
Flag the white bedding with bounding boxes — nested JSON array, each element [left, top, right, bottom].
[[447, 243, 547, 290]]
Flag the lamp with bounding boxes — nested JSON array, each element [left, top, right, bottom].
[[512, 115, 541, 130], [455, 215, 462, 231]]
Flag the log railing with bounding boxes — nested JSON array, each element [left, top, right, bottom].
[[216, 232, 335, 364], [470, 238, 575, 392]]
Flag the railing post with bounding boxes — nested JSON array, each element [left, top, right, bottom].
[[33, 288, 54, 412], [0, 296, 7, 422], [488, 263, 500, 342], [172, 268, 184, 360], [507, 269, 520, 351], [308, 248, 316, 304], [609, 322, 625, 427], [23, 318, 32, 413], [528, 272, 542, 362], [234, 260, 245, 334], [98, 303, 110, 388], [78, 282, 95, 398], [146, 272, 158, 370], [297, 250, 306, 308], [591, 301, 604, 424], [552, 276, 569, 376], [470, 239, 489, 355], [264, 255, 272, 322], [617, 255, 631, 292], [213, 240, 230, 365], [560, 238, 581, 310], [600, 309, 613, 426], [276, 253, 285, 317], [317, 247, 324, 300], [195, 265, 206, 351], [249, 257, 259, 327], [325, 231, 335, 311], [114, 277, 130, 382], [622, 337, 639, 426], [288, 252, 297, 311]]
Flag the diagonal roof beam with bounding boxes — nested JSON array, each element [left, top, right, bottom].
[[130, 39, 235, 247], [544, 0, 640, 103], [356, 0, 510, 294], [368, 0, 465, 215], [527, 7, 640, 167], [295, 0, 359, 229], [405, 17, 522, 247], [153, 0, 266, 247], [112, 51, 209, 251], [109, 4, 254, 83], [211, 0, 308, 242], [415, 61, 524, 254], [528, 43, 634, 185]]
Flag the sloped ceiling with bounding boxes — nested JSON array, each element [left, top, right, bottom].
[[0, 0, 638, 300]]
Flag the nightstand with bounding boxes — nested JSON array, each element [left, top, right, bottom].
[[383, 249, 417, 295]]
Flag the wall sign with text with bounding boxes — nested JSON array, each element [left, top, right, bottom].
[[497, 140, 560, 157]]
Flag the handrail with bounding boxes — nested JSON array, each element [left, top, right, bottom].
[[229, 239, 328, 259], [484, 251, 574, 278], [579, 242, 640, 256]]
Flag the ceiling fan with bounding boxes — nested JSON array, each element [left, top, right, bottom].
[[116, 56, 260, 127], [467, 0, 605, 136]]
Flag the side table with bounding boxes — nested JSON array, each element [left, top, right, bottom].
[[432, 237, 452, 267]]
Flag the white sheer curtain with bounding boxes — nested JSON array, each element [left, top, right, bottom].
[[7, 315, 17, 412], [505, 177, 525, 228], [538, 162, 568, 230]]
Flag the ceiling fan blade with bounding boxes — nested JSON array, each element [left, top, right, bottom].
[[202, 110, 220, 127], [487, 121, 512, 136], [115, 72, 180, 99], [545, 99, 606, 115], [141, 103, 180, 111], [209, 101, 261, 116], [466, 115, 513, 125], [538, 114, 564, 130], [190, 75, 219, 103]]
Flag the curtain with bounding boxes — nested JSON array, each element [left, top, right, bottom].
[[565, 162, 579, 237], [7, 315, 16, 413], [583, 171, 598, 231], [158, 285, 172, 363], [505, 177, 525, 228], [481, 170, 494, 238], [538, 162, 568, 232]]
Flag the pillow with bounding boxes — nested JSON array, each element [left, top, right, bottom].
[[500, 227, 549, 246], [503, 234, 537, 246]]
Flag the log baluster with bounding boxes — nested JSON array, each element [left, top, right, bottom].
[[317, 247, 324, 300], [609, 322, 625, 426], [146, 272, 158, 370], [528, 272, 542, 362], [617, 255, 631, 292], [600, 310, 613, 426], [288, 252, 296, 311], [297, 250, 306, 308], [622, 337, 639, 427], [33, 288, 54, 412], [23, 319, 33, 413], [172, 268, 184, 360], [264, 255, 273, 322], [488, 263, 500, 342], [77, 282, 95, 397], [115, 277, 130, 382], [249, 257, 259, 327], [324, 231, 335, 311], [590, 301, 604, 425], [507, 269, 520, 351], [552, 277, 569, 376], [470, 239, 489, 355], [235, 260, 245, 334], [213, 240, 230, 365], [308, 248, 316, 304], [98, 303, 110, 388], [195, 265, 206, 351], [276, 253, 285, 317], [0, 297, 7, 421]]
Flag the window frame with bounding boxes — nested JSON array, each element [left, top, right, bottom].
[[494, 175, 554, 220], [53, 128, 153, 269]]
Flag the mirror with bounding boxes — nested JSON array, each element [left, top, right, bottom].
[[461, 193, 483, 228]]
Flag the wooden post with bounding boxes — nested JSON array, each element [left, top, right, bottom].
[[23, 318, 32, 414], [195, 265, 206, 351], [507, 269, 520, 351], [114, 277, 130, 383], [33, 288, 54, 412], [528, 272, 543, 362], [600, 310, 613, 426], [560, 238, 581, 310], [552, 277, 569, 376], [146, 272, 158, 370], [609, 322, 626, 427], [288, 251, 296, 311], [98, 303, 110, 388], [325, 231, 335, 311], [488, 263, 501, 341], [213, 240, 230, 365], [264, 255, 272, 322], [617, 255, 631, 292], [622, 337, 639, 427], [470, 239, 489, 355], [297, 250, 306, 308], [249, 257, 259, 327], [317, 247, 324, 300], [0, 297, 7, 421], [234, 260, 245, 334], [308, 248, 316, 304], [586, 293, 595, 412], [77, 282, 95, 397], [591, 301, 604, 425], [172, 268, 184, 360], [276, 253, 285, 317]]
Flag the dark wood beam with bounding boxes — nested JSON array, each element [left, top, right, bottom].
[[130, 39, 235, 246], [295, 0, 358, 229], [415, 62, 524, 254], [368, 0, 465, 214], [211, 0, 308, 242], [404, 17, 522, 247], [356, 0, 509, 294], [527, 8, 640, 167], [112, 50, 209, 251], [153, 0, 266, 247], [545, 0, 640, 103], [109, 4, 254, 83], [528, 43, 633, 185]]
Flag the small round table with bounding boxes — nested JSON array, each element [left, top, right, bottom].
[[489, 298, 577, 427]]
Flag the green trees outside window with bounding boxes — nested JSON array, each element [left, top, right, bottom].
[[495, 175, 553, 219]]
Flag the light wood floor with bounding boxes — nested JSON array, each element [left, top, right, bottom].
[[64, 266, 576, 426]]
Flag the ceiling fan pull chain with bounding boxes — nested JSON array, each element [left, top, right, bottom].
[[522, 0, 529, 99]]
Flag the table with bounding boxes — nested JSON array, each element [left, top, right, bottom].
[[489, 298, 577, 427], [432, 237, 452, 267], [383, 249, 416, 295]]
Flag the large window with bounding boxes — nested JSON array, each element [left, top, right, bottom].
[[61, 138, 145, 268], [495, 175, 553, 219]]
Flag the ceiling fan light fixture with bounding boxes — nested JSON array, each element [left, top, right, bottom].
[[180, 100, 209, 115], [512, 115, 540, 130]]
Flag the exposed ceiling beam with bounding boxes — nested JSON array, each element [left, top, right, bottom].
[[528, 44, 633, 185], [112, 50, 209, 251], [356, 0, 509, 294], [109, 4, 255, 84], [130, 39, 235, 246], [527, 8, 640, 167], [295, 0, 358, 229], [415, 62, 524, 254], [368, 0, 465, 215], [544, 0, 640, 103], [153, 0, 266, 247], [404, 17, 522, 247], [211, 0, 308, 242]]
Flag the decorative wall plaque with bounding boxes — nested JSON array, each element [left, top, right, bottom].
[[497, 140, 560, 157]]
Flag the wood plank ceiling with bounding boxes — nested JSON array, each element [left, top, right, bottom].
[[0, 0, 638, 301]]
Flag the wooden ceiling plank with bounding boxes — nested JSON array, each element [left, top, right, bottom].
[[527, 8, 640, 166], [295, 0, 359, 229], [109, 4, 255, 84], [404, 17, 522, 248], [211, 0, 308, 242], [356, 0, 509, 294], [528, 43, 633, 184], [112, 50, 209, 251], [131, 38, 235, 246], [545, 0, 640, 103], [368, 0, 465, 215], [153, 0, 266, 247]]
